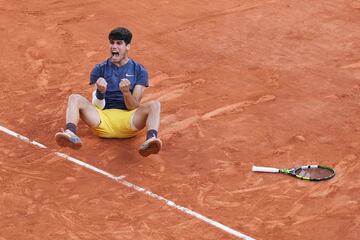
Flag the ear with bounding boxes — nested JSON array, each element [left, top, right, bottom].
[[126, 44, 131, 51]]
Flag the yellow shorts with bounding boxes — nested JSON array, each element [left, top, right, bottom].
[[91, 107, 139, 138]]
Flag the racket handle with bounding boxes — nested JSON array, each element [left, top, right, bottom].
[[252, 165, 280, 173]]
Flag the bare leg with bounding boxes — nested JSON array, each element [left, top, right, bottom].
[[132, 100, 162, 156], [56, 94, 101, 148], [132, 100, 161, 130], [66, 94, 101, 127]]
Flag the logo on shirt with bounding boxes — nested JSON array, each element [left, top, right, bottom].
[[125, 73, 134, 77]]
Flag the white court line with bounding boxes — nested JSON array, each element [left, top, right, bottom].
[[0, 125, 255, 240]]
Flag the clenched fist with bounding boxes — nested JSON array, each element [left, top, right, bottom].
[[119, 78, 131, 94], [96, 77, 107, 93]]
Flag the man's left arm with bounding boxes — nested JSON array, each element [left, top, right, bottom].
[[119, 78, 146, 110]]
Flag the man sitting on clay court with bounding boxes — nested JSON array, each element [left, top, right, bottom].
[[55, 27, 162, 157]]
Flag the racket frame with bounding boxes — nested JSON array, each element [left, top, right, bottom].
[[252, 164, 336, 181]]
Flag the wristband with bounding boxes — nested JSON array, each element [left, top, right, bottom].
[[92, 90, 106, 109], [96, 89, 105, 100]]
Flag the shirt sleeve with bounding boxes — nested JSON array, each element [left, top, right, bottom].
[[136, 64, 149, 87], [89, 64, 102, 85]]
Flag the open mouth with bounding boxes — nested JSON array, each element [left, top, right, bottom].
[[112, 51, 119, 57]]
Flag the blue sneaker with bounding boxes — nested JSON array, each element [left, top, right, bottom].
[[139, 137, 162, 157], [55, 129, 82, 149]]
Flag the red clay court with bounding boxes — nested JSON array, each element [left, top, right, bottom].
[[1, 0, 360, 239]]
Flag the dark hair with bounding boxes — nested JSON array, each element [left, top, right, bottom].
[[108, 27, 132, 45]]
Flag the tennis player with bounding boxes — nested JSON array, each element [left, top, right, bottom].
[[55, 27, 162, 157]]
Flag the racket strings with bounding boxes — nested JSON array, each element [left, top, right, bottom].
[[295, 167, 334, 179]]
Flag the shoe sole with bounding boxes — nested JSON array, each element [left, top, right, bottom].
[[55, 132, 82, 150], [139, 139, 161, 157]]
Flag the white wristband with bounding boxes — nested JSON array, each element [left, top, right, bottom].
[[92, 90, 106, 109]]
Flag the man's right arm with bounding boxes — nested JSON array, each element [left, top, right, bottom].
[[91, 78, 107, 109]]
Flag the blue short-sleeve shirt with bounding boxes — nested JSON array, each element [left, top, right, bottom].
[[89, 58, 149, 110]]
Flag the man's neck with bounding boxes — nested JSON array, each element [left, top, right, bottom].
[[112, 57, 129, 67]]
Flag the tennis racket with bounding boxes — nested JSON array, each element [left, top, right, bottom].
[[252, 165, 335, 181]]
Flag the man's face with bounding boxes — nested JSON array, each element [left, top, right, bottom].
[[109, 39, 130, 63]]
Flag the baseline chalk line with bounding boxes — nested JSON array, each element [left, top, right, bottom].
[[0, 124, 255, 240]]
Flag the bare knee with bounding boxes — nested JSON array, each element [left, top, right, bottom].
[[147, 100, 161, 112], [68, 94, 87, 108], [140, 100, 160, 113], [68, 93, 80, 102]]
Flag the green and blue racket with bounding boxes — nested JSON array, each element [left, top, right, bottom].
[[252, 165, 335, 181]]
